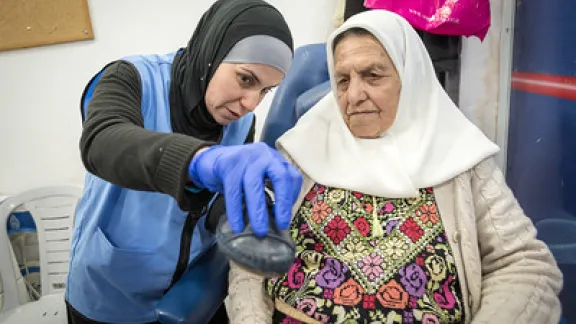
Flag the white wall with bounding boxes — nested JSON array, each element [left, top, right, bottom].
[[0, 0, 337, 195], [459, 0, 514, 171]]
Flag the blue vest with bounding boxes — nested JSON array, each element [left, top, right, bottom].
[[66, 52, 253, 323]]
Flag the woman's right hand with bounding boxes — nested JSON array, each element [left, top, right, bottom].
[[188, 142, 302, 237]]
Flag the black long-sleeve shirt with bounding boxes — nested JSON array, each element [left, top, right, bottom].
[[80, 61, 255, 212]]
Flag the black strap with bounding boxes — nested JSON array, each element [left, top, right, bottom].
[[165, 210, 203, 293], [205, 194, 225, 233]]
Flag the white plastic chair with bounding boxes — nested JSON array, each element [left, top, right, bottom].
[[0, 185, 82, 314], [0, 293, 66, 323]]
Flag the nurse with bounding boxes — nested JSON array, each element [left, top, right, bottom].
[[65, 0, 301, 323]]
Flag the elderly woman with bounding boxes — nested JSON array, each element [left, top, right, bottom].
[[227, 10, 563, 324]]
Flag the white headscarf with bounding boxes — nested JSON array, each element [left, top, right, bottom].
[[277, 10, 499, 198]]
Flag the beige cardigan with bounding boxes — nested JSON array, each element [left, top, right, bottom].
[[228, 157, 563, 324]]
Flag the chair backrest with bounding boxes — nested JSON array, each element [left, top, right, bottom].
[[0, 185, 82, 312], [80, 68, 106, 121], [260, 43, 331, 147], [153, 44, 331, 323]]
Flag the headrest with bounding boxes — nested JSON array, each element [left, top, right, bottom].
[[260, 43, 330, 147]]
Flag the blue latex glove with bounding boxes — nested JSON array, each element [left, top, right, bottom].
[[188, 143, 302, 237]]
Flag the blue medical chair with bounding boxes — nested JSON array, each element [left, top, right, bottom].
[[161, 43, 330, 323], [158, 43, 331, 323]]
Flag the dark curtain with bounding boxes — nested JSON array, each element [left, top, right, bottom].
[[344, 0, 369, 20]]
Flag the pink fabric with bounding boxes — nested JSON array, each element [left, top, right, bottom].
[[363, 0, 491, 40]]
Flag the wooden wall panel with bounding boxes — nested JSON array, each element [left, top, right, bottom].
[[0, 0, 94, 52]]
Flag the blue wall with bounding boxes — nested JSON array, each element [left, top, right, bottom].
[[507, 0, 576, 321]]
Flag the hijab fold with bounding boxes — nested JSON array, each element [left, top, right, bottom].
[[170, 0, 293, 140], [277, 10, 499, 198]]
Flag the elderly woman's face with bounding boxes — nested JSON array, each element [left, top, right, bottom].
[[333, 33, 401, 138]]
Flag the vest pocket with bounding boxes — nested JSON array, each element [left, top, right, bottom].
[[91, 226, 173, 297]]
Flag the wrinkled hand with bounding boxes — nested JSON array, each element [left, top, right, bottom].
[[188, 143, 302, 237]]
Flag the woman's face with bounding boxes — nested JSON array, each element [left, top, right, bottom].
[[205, 63, 284, 125], [333, 33, 402, 138]]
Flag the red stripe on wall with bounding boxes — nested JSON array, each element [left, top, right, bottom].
[[511, 71, 576, 101]]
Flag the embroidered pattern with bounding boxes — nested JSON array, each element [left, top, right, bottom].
[[266, 184, 464, 323]]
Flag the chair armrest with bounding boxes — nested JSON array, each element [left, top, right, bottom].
[[156, 244, 229, 324]]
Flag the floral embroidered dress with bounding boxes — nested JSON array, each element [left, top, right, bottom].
[[265, 184, 464, 324]]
